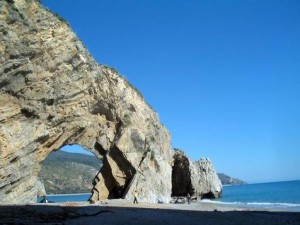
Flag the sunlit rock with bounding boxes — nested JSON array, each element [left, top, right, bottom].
[[172, 149, 222, 199], [0, 0, 172, 203], [0, 0, 222, 204]]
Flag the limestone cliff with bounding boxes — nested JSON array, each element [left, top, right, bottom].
[[172, 149, 222, 199], [0, 0, 222, 204], [0, 0, 172, 203]]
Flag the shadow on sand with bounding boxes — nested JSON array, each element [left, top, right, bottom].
[[0, 204, 300, 225]]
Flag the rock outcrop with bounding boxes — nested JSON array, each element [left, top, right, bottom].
[[172, 149, 222, 199], [0, 0, 172, 203]]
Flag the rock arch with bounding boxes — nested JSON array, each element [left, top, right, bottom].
[[0, 0, 172, 203]]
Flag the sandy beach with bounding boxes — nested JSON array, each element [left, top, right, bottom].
[[1, 200, 299, 225]]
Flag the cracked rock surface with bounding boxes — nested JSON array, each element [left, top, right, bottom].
[[0, 0, 172, 203]]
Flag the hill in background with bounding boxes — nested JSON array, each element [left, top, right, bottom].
[[39, 150, 102, 194], [217, 173, 247, 185]]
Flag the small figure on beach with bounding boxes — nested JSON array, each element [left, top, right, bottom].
[[40, 195, 48, 203], [187, 193, 191, 204], [133, 190, 138, 204]]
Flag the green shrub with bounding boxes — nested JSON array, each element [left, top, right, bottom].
[[5, 189, 12, 194], [150, 150, 155, 160], [122, 113, 131, 126], [53, 12, 69, 25], [44, 7, 69, 26]]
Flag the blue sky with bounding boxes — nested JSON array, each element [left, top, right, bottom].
[[42, 0, 300, 183]]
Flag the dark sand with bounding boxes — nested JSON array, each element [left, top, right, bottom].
[[1, 201, 300, 225]]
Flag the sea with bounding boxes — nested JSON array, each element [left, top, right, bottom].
[[203, 180, 300, 212], [37, 180, 300, 211], [37, 193, 91, 203]]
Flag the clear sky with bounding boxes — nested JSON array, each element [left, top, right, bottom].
[[42, 0, 300, 183]]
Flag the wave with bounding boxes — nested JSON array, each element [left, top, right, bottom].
[[201, 199, 300, 209], [246, 202, 300, 207]]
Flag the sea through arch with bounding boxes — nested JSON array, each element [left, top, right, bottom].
[[37, 144, 102, 202]]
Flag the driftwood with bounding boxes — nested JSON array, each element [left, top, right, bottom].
[[60, 207, 114, 218]]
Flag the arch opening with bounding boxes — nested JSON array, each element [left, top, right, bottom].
[[172, 151, 194, 197], [37, 144, 102, 202]]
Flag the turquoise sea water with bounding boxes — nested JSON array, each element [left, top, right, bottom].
[[37, 193, 91, 203], [204, 180, 300, 211]]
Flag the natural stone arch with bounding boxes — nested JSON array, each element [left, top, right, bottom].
[[0, 0, 172, 204]]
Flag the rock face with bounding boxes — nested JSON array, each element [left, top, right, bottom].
[[172, 150, 222, 199], [36, 179, 46, 197], [0, 0, 172, 203]]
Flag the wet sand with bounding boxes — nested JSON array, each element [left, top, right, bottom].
[[1, 200, 300, 225]]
